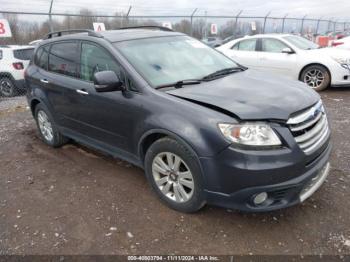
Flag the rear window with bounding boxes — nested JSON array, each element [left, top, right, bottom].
[[34, 45, 49, 70], [13, 48, 34, 60], [232, 39, 257, 51], [48, 42, 78, 77]]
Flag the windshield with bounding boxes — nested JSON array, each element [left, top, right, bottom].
[[114, 36, 239, 87], [283, 35, 319, 50]]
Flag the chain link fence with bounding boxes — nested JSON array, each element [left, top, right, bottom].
[[0, 8, 350, 98]]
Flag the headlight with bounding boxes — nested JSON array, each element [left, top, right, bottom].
[[218, 123, 282, 147], [332, 57, 350, 69]]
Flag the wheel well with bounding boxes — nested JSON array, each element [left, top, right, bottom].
[[140, 133, 168, 162], [299, 63, 331, 81], [30, 99, 40, 116]]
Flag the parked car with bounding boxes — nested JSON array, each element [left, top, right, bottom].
[[0, 45, 34, 97], [201, 37, 223, 48], [332, 36, 350, 49], [217, 34, 350, 91], [326, 31, 346, 40], [25, 28, 331, 213]]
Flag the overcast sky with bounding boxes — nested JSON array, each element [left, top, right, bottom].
[[1, 0, 350, 20]]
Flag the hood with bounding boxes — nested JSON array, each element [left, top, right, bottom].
[[166, 70, 319, 121], [306, 47, 350, 58]]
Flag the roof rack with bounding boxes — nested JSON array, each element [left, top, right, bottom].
[[45, 29, 103, 39], [118, 26, 173, 32]]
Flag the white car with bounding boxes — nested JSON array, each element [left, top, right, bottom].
[[217, 34, 350, 91], [0, 45, 34, 97], [332, 36, 350, 50]]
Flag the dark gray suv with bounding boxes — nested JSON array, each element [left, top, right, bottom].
[[25, 27, 331, 213]]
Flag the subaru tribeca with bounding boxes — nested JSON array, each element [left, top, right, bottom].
[[25, 28, 331, 213]]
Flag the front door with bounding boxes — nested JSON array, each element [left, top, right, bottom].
[[256, 38, 297, 79], [61, 41, 140, 152]]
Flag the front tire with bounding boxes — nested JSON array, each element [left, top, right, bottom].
[[300, 65, 330, 91], [0, 77, 16, 97], [34, 103, 68, 147], [144, 137, 206, 213]]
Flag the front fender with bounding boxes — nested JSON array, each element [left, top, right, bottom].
[[138, 112, 230, 158]]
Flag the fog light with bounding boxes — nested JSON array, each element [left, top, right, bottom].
[[253, 192, 268, 205]]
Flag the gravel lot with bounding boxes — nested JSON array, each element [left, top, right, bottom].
[[0, 89, 350, 256]]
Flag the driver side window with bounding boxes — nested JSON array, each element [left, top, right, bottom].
[[80, 42, 122, 82], [261, 38, 289, 53]]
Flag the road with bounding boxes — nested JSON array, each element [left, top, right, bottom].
[[0, 88, 350, 255]]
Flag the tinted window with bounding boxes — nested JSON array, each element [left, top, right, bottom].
[[0, 50, 2, 60], [233, 39, 256, 51], [262, 38, 288, 53], [35, 46, 49, 70], [13, 48, 34, 60], [80, 42, 122, 82], [49, 42, 78, 77]]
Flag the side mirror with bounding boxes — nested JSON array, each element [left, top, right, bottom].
[[282, 47, 294, 54], [93, 71, 124, 92]]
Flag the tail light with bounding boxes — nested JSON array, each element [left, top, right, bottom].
[[332, 42, 344, 47], [12, 62, 24, 70]]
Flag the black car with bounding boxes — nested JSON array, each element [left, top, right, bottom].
[[25, 27, 331, 213]]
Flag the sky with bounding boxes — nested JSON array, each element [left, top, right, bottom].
[[1, 0, 350, 20]]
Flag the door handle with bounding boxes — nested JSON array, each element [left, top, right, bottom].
[[76, 89, 89, 95], [40, 79, 49, 84]]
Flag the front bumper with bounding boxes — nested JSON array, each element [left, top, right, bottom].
[[331, 65, 350, 86], [200, 136, 332, 212]]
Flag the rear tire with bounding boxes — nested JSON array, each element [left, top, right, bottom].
[[300, 65, 330, 91], [144, 137, 206, 213], [0, 77, 16, 97], [34, 103, 68, 147]]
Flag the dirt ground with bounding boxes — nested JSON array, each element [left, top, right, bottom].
[[0, 88, 350, 256]]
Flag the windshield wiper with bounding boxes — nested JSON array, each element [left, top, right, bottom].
[[156, 79, 202, 90], [202, 67, 244, 81]]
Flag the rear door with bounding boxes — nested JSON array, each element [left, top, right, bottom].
[[256, 38, 297, 78], [43, 41, 82, 127], [61, 41, 141, 152], [222, 38, 259, 69]]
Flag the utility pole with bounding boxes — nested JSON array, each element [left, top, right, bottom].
[[300, 15, 307, 34], [49, 0, 54, 32], [190, 8, 198, 36], [204, 10, 207, 38], [333, 19, 337, 32], [234, 10, 243, 37], [316, 17, 323, 35], [281, 13, 288, 33], [122, 6, 132, 27], [262, 11, 271, 33], [327, 18, 333, 32]]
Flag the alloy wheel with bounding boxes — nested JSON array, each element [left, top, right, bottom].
[[37, 110, 54, 142], [0, 79, 13, 97], [304, 69, 325, 89], [152, 152, 194, 203]]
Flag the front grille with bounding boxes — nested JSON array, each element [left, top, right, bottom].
[[287, 100, 330, 154]]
